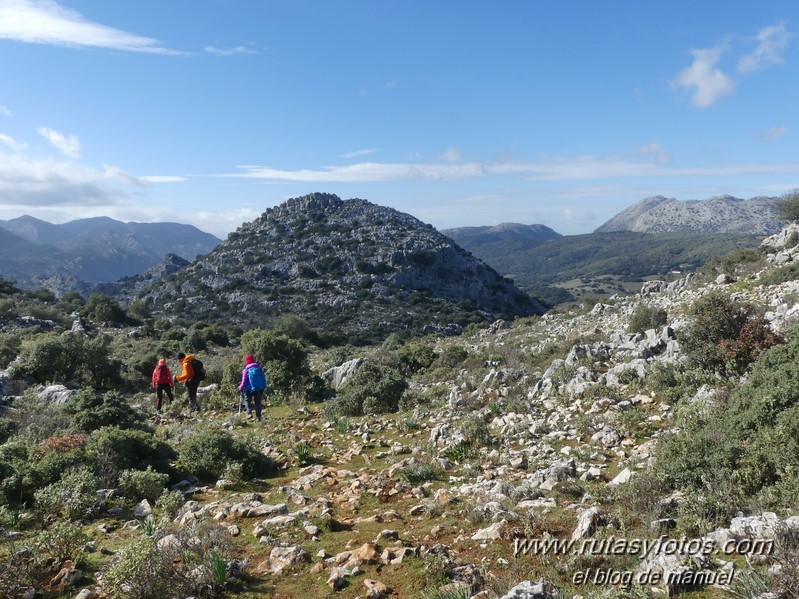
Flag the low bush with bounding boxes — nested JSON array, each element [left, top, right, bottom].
[[655, 332, 799, 523], [87, 426, 176, 485], [327, 362, 407, 416], [65, 389, 146, 433], [680, 291, 783, 375], [176, 427, 274, 482], [627, 304, 667, 334], [119, 466, 170, 502], [33, 467, 99, 520]]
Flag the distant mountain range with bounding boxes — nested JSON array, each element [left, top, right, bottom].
[[594, 194, 782, 234], [0, 215, 220, 293], [0, 193, 782, 313], [133, 193, 546, 344]]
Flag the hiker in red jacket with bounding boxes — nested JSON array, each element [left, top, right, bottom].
[[151, 358, 174, 411]]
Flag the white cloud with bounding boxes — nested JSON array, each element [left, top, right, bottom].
[[739, 22, 790, 74], [220, 156, 799, 184], [0, 133, 27, 152], [384, 80, 398, 89], [0, 0, 183, 54], [140, 175, 188, 183], [638, 142, 670, 165], [760, 126, 788, 141], [0, 152, 139, 207], [340, 148, 377, 159], [0, 105, 10, 117], [673, 45, 735, 108], [37, 126, 80, 157], [439, 148, 461, 162], [205, 45, 257, 56]]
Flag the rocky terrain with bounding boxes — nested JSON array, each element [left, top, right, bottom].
[[134, 193, 546, 343], [3, 220, 799, 598], [594, 194, 782, 235]]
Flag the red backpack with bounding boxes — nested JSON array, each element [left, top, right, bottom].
[[154, 363, 172, 385]]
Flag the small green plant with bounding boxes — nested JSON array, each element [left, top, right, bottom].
[[399, 460, 437, 484], [444, 441, 479, 462], [293, 441, 312, 465]]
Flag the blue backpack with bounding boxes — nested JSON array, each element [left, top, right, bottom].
[[247, 363, 267, 391]]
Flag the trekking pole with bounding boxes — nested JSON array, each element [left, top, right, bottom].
[[238, 392, 243, 418]]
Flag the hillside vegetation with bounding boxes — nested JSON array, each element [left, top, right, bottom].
[[450, 230, 762, 306], [3, 219, 799, 598]]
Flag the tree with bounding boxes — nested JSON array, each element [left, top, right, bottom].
[[775, 188, 799, 223]]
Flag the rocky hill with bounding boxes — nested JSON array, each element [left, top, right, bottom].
[[134, 193, 545, 343], [0, 215, 220, 292], [594, 194, 781, 234]]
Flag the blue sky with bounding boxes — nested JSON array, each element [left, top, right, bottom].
[[0, 0, 798, 239]]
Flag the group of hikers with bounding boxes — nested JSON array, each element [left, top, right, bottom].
[[150, 352, 269, 420]]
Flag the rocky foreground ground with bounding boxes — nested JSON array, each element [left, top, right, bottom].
[[7, 226, 799, 599]]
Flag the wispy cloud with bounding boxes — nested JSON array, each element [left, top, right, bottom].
[[37, 127, 80, 157], [760, 126, 788, 141], [140, 175, 188, 183], [739, 22, 790, 74], [0, 0, 183, 54], [340, 148, 377, 159], [638, 142, 670, 165], [205, 45, 257, 56], [439, 148, 461, 162], [0, 133, 27, 152], [220, 156, 799, 184], [384, 80, 398, 89], [672, 45, 735, 108], [0, 105, 10, 117]]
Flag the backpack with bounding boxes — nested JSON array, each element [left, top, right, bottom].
[[154, 363, 171, 384], [189, 358, 206, 382], [247, 363, 267, 391]]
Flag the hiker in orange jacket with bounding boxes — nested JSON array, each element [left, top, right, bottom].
[[151, 358, 174, 411], [175, 352, 201, 413]]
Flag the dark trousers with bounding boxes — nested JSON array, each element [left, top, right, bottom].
[[186, 379, 201, 411], [155, 384, 173, 410], [244, 389, 264, 420]]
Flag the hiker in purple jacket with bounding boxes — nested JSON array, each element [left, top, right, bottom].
[[238, 354, 268, 421]]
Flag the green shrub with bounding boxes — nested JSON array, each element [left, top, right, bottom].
[[680, 291, 782, 375], [177, 427, 274, 482], [33, 467, 99, 520], [396, 341, 436, 375], [775, 188, 799, 223], [65, 389, 146, 433], [104, 520, 235, 598], [327, 362, 407, 416], [35, 519, 89, 566], [461, 414, 494, 447], [9, 332, 123, 387], [656, 332, 799, 518], [0, 437, 88, 505], [627, 304, 667, 334], [119, 466, 170, 502], [155, 489, 185, 521], [435, 345, 469, 369], [87, 426, 176, 485]]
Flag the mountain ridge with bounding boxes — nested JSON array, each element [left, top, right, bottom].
[[594, 194, 781, 234], [0, 216, 221, 292]]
